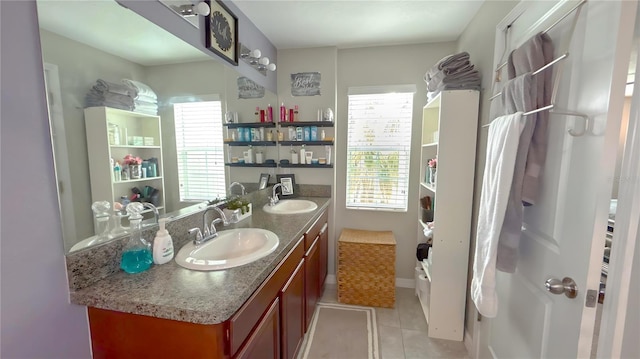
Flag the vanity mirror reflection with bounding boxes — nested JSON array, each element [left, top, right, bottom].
[[36, 0, 277, 253]]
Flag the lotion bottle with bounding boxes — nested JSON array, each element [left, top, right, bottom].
[[153, 218, 174, 265]]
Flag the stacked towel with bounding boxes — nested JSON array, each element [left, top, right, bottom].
[[85, 79, 135, 111], [122, 79, 158, 115], [424, 52, 481, 102]]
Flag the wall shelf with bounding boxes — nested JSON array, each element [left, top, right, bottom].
[[224, 141, 277, 146], [279, 140, 333, 146], [223, 122, 276, 129], [225, 163, 278, 167], [278, 121, 334, 128], [279, 164, 333, 169]]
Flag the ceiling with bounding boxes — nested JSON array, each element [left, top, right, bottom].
[[36, 0, 484, 66], [36, 0, 210, 66], [234, 0, 485, 49]]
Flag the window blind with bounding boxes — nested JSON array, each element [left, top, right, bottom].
[[346, 91, 414, 211], [174, 101, 226, 202]]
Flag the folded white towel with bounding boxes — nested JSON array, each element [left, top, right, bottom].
[[423, 227, 433, 239], [471, 112, 525, 318], [122, 79, 157, 100]]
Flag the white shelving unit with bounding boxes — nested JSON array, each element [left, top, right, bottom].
[[416, 90, 479, 341], [84, 106, 165, 213]]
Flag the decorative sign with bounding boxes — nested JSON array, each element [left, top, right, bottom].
[[291, 72, 321, 96], [237, 77, 265, 99], [205, 0, 238, 66]]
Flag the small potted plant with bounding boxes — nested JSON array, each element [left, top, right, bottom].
[[223, 196, 252, 223], [124, 154, 143, 179]]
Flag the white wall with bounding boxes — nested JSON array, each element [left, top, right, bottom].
[[276, 47, 338, 273], [0, 1, 91, 357], [455, 0, 519, 337], [336, 42, 458, 281]]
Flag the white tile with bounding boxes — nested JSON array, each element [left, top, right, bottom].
[[402, 329, 468, 359], [376, 307, 401, 328], [378, 325, 405, 359]]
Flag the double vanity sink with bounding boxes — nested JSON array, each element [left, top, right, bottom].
[[174, 199, 318, 271], [70, 195, 330, 359]]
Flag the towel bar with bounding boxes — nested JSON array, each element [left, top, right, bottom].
[[493, 0, 587, 74]]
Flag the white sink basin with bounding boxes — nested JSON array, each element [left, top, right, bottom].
[[175, 228, 279, 271], [263, 199, 318, 214]]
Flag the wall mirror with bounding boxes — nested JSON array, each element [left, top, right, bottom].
[[36, 0, 276, 253]]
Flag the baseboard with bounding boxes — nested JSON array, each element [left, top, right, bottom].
[[325, 275, 414, 288], [395, 277, 415, 288], [464, 329, 474, 359]]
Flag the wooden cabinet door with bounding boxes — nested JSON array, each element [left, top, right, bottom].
[[280, 259, 305, 359], [234, 298, 280, 359], [318, 222, 328, 297], [304, 237, 320, 332]]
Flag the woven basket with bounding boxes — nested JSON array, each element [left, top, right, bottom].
[[337, 228, 396, 308]]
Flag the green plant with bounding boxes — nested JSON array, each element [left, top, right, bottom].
[[225, 197, 251, 214]]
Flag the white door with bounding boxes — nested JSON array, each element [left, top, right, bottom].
[[477, 1, 637, 358]]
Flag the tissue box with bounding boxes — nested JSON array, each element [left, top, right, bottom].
[[223, 203, 252, 223]]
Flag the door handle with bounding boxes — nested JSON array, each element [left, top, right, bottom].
[[545, 277, 578, 298]]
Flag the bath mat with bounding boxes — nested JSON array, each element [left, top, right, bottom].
[[299, 302, 379, 359]]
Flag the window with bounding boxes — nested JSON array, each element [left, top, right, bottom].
[[346, 87, 415, 211], [174, 100, 226, 201]]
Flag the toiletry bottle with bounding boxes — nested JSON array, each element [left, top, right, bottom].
[[280, 102, 286, 122], [114, 161, 122, 182], [321, 129, 326, 140], [267, 130, 273, 141], [267, 104, 273, 122], [300, 145, 306, 164], [260, 109, 266, 123], [120, 202, 153, 274], [289, 108, 295, 122], [153, 218, 174, 265], [325, 145, 332, 165], [255, 107, 260, 122], [294, 105, 299, 121]]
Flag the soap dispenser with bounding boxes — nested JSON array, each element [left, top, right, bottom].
[[120, 202, 153, 274], [153, 218, 174, 265]]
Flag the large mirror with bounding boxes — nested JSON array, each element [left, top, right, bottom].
[[36, 0, 277, 253]]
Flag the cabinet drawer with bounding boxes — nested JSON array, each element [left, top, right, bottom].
[[229, 236, 304, 356], [304, 210, 327, 250]]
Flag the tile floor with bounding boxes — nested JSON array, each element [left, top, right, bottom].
[[318, 284, 469, 359]]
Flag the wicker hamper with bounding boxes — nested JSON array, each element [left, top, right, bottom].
[[337, 228, 396, 308]]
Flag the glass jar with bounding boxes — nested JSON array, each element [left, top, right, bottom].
[[120, 202, 152, 274]]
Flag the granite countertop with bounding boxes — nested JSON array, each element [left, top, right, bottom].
[[70, 196, 330, 325]]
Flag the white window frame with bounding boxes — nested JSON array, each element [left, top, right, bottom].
[[346, 85, 416, 212], [173, 96, 226, 202]]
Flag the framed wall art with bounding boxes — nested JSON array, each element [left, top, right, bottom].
[[205, 0, 238, 65], [276, 174, 296, 197], [258, 173, 270, 190]]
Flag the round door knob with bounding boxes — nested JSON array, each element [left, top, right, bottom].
[[545, 277, 578, 299]]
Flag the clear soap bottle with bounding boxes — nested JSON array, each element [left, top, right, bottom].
[[91, 201, 112, 240], [120, 202, 153, 274]]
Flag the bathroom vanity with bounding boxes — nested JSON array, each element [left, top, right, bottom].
[[70, 196, 329, 359]]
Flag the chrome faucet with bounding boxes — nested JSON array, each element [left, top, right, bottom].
[[189, 205, 230, 245], [228, 182, 246, 196], [142, 202, 160, 224], [269, 183, 282, 206]]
